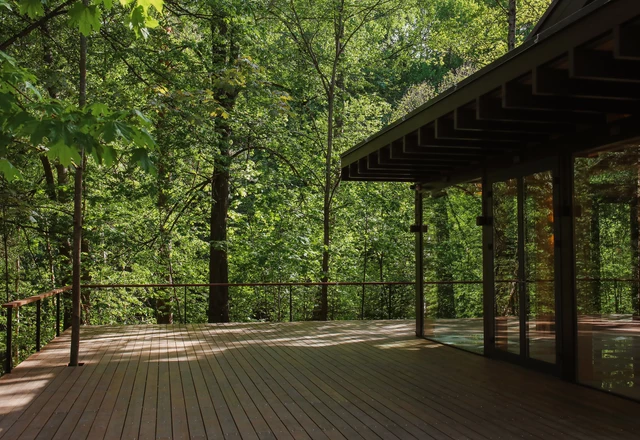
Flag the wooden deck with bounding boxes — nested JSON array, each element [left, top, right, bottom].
[[0, 321, 639, 440]]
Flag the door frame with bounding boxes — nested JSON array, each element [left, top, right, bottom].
[[483, 157, 562, 376]]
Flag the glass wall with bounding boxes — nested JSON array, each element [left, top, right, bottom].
[[523, 171, 556, 364], [422, 184, 484, 354], [493, 179, 520, 355], [575, 143, 640, 400]]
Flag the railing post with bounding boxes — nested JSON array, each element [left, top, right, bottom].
[[36, 299, 41, 352], [184, 286, 188, 324], [289, 286, 293, 322], [6, 306, 12, 374], [56, 293, 61, 337]]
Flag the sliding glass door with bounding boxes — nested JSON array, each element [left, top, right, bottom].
[[488, 162, 559, 371]]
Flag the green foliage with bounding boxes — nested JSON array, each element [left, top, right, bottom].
[[69, 3, 103, 36], [0, 0, 556, 354]]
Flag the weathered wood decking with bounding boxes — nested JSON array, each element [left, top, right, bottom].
[[0, 321, 638, 439]]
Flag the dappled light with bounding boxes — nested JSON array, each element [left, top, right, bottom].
[[1, 321, 639, 439]]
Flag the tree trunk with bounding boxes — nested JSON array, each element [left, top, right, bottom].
[[507, 0, 517, 51], [207, 14, 237, 323], [70, 2, 88, 367], [208, 162, 230, 322]]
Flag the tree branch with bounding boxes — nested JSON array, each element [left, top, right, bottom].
[[0, 0, 76, 51]]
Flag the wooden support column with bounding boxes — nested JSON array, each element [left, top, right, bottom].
[[414, 188, 424, 337], [557, 154, 577, 381]]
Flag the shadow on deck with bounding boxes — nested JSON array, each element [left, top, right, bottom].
[[0, 321, 638, 439]]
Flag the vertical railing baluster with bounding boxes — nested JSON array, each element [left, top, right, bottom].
[[5, 306, 12, 374], [56, 292, 61, 337], [184, 286, 187, 324], [36, 299, 41, 352], [289, 286, 293, 322]]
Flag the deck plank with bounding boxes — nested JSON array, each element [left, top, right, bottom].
[[1, 321, 640, 439]]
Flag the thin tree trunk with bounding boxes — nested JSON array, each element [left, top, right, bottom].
[[507, 0, 516, 51], [70, 4, 88, 366]]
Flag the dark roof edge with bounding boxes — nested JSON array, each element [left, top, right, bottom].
[[526, 0, 564, 40], [340, 0, 614, 167]]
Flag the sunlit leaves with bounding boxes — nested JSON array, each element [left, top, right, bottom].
[[69, 3, 103, 36], [0, 159, 20, 181], [18, 0, 43, 18]]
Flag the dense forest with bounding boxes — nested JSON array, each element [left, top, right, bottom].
[[0, 0, 552, 357]]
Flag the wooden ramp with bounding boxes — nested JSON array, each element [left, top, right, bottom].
[[0, 321, 638, 439]]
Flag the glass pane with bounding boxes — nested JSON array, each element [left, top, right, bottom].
[[422, 184, 484, 354], [524, 171, 556, 364], [493, 179, 520, 355], [575, 144, 640, 400]]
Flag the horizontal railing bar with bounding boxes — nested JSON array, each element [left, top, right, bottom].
[[8, 277, 636, 310], [2, 286, 72, 309], [81, 282, 416, 288]]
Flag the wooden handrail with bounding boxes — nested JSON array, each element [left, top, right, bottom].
[[2, 285, 72, 309]]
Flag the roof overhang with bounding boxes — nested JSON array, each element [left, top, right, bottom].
[[340, 0, 640, 189]]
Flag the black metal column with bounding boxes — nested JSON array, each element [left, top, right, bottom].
[[35, 299, 41, 352], [482, 172, 495, 356], [5, 307, 12, 373], [415, 189, 424, 337], [517, 177, 527, 359], [56, 293, 61, 337], [557, 154, 577, 381]]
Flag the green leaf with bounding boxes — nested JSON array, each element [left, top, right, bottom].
[[88, 102, 111, 116], [138, 0, 163, 13], [133, 109, 151, 126], [0, 1, 12, 12], [69, 3, 102, 36], [131, 148, 155, 175], [0, 51, 17, 66], [102, 144, 117, 166], [102, 121, 136, 143], [47, 141, 81, 167], [95, 0, 113, 9], [24, 81, 42, 100], [18, 0, 43, 18], [132, 127, 156, 150], [0, 158, 20, 181]]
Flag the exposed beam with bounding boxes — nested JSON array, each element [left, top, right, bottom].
[[570, 47, 640, 82], [435, 116, 548, 142], [534, 65, 640, 99], [352, 160, 441, 180], [503, 82, 640, 113], [411, 131, 520, 153], [454, 108, 573, 133], [368, 151, 455, 170], [477, 95, 607, 124], [614, 22, 640, 60], [380, 146, 480, 166]]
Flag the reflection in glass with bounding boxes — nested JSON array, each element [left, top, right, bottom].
[[575, 144, 640, 400], [493, 179, 520, 355], [524, 171, 555, 364], [422, 184, 484, 354]]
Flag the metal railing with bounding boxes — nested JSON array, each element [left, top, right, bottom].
[[1, 281, 415, 374], [2, 285, 69, 373]]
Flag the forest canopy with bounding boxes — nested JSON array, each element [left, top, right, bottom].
[[0, 0, 551, 331]]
